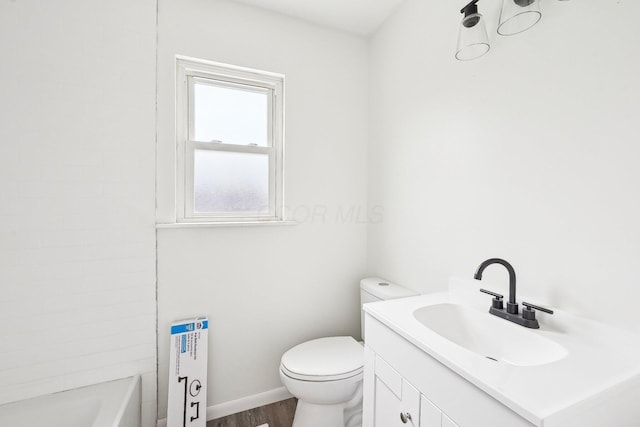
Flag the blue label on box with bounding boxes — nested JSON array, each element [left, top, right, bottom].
[[171, 320, 208, 335], [171, 323, 193, 334]]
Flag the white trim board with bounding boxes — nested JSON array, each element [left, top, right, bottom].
[[156, 387, 293, 427]]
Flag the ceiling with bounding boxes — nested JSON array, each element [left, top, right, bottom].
[[227, 0, 407, 36]]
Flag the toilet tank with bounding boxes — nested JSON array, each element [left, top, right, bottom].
[[360, 277, 418, 339]]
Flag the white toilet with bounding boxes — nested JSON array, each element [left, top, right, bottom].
[[279, 277, 418, 427]]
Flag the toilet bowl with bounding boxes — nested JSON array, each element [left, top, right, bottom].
[[279, 278, 418, 427], [280, 336, 364, 427]]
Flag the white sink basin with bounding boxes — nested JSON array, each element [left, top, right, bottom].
[[364, 277, 640, 426], [413, 303, 568, 366]]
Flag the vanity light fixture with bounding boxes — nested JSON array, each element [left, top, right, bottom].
[[456, 0, 544, 61], [455, 0, 491, 61]]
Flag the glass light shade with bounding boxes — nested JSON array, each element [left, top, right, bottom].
[[456, 13, 490, 61], [497, 0, 542, 36]]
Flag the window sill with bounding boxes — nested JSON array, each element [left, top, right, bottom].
[[156, 220, 298, 229]]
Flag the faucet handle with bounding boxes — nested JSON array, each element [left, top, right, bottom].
[[480, 288, 503, 298], [522, 301, 553, 314], [522, 301, 553, 321], [480, 289, 504, 310]]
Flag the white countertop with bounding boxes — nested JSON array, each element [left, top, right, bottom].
[[363, 277, 640, 425]]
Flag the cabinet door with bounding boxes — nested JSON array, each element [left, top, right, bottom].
[[373, 375, 401, 426], [441, 414, 459, 427], [420, 395, 442, 427], [400, 380, 420, 426], [372, 356, 420, 427]]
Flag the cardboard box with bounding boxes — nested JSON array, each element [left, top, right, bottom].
[[167, 317, 208, 427]]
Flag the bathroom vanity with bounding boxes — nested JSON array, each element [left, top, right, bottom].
[[362, 278, 640, 427]]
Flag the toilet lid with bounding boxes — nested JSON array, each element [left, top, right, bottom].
[[281, 336, 364, 381]]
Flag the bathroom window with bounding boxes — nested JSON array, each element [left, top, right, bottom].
[[176, 57, 284, 223]]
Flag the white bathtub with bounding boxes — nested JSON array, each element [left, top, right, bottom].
[[0, 376, 140, 427]]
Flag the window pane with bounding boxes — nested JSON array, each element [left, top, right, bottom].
[[193, 82, 268, 146], [193, 150, 269, 214]]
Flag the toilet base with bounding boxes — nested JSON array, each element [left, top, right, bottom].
[[292, 401, 362, 427], [290, 382, 362, 427], [292, 401, 346, 427]]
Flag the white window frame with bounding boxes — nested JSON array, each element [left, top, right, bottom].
[[176, 57, 284, 223]]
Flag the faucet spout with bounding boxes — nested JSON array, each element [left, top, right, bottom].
[[474, 258, 517, 313]]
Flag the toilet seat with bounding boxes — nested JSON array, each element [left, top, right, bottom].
[[281, 364, 363, 382], [280, 336, 364, 382]]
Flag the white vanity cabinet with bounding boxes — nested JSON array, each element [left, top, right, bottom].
[[368, 351, 422, 427], [362, 313, 534, 427], [364, 346, 458, 427], [421, 395, 457, 427]]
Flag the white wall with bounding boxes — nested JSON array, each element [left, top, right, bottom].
[[368, 0, 640, 330], [0, 1, 157, 426], [156, 0, 369, 419]]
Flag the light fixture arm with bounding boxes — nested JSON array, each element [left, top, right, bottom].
[[460, 0, 479, 17]]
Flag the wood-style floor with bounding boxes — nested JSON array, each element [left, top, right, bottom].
[[207, 398, 297, 427]]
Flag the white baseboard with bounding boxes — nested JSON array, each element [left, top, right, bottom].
[[156, 386, 293, 427]]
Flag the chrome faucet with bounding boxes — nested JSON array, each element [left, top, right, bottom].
[[474, 258, 553, 329]]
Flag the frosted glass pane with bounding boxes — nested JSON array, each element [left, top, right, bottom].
[[194, 150, 269, 214], [193, 83, 268, 146]]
